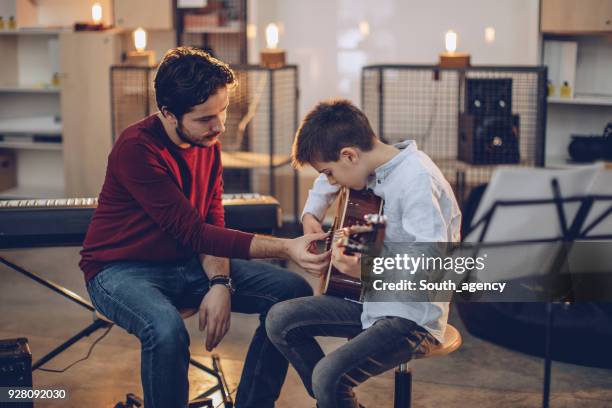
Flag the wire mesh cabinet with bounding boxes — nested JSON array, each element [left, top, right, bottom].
[[362, 65, 547, 205], [110, 64, 300, 221], [110, 66, 157, 141]]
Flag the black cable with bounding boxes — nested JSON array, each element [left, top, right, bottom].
[[37, 325, 113, 373]]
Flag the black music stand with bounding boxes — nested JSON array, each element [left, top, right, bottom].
[[462, 178, 612, 408], [0, 255, 234, 407]]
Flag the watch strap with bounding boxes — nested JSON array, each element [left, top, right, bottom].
[[209, 275, 234, 293]]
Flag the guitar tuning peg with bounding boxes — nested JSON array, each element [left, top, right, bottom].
[[364, 214, 387, 225]]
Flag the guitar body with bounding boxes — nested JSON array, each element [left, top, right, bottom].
[[320, 188, 384, 301]]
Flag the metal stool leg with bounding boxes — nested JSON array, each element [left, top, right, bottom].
[[189, 354, 233, 407], [394, 362, 412, 408]]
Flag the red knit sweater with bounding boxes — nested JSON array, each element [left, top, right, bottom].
[[79, 114, 254, 282]]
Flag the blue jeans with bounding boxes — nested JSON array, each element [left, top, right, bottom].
[[266, 296, 438, 408], [86, 257, 312, 408]]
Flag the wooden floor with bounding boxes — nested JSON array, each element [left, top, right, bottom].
[[1, 247, 612, 407]]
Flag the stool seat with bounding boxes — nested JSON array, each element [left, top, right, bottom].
[[180, 308, 198, 319], [415, 324, 462, 359], [95, 308, 199, 324]]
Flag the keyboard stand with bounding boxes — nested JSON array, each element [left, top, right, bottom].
[[0, 256, 234, 407], [0, 256, 112, 370]]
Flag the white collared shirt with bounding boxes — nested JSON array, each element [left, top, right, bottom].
[[302, 140, 462, 342]]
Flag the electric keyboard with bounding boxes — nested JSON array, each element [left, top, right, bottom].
[[0, 194, 281, 249]]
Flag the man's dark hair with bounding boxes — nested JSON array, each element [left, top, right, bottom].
[[154, 47, 235, 119], [292, 99, 376, 168]]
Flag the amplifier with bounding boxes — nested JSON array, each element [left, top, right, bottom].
[[0, 338, 32, 408], [458, 113, 520, 165]]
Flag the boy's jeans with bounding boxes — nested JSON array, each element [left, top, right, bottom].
[[266, 295, 438, 408], [86, 257, 312, 408]]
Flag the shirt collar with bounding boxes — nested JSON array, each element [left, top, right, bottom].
[[367, 140, 418, 188]]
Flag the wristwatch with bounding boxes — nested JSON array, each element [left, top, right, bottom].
[[209, 275, 235, 294]]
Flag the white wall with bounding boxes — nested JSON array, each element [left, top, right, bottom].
[[249, 0, 541, 116], [39, 0, 114, 26]]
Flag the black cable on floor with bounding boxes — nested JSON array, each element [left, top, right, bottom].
[[37, 325, 113, 373]]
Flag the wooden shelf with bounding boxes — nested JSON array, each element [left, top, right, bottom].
[[541, 0, 612, 34], [542, 30, 612, 36], [0, 85, 60, 94], [0, 28, 71, 36], [548, 96, 612, 106], [0, 116, 62, 135], [0, 140, 62, 151], [221, 151, 291, 169], [544, 156, 609, 168]]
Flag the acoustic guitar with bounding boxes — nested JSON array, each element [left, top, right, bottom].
[[320, 188, 385, 301]]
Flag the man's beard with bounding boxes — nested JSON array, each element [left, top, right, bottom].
[[176, 121, 219, 148], [176, 124, 195, 147]]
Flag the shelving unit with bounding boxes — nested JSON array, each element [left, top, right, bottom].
[[0, 28, 71, 35], [0, 85, 60, 93], [0, 141, 62, 152], [540, 0, 612, 166], [0, 0, 117, 199], [547, 96, 612, 106], [175, 0, 248, 65], [0, 115, 62, 152], [0, 26, 64, 198], [540, 0, 612, 33], [0, 116, 62, 135], [60, 30, 122, 197]]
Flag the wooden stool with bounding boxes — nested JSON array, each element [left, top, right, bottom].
[[394, 324, 462, 408], [96, 308, 232, 408]]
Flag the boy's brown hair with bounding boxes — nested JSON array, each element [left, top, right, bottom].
[[291, 99, 376, 168]]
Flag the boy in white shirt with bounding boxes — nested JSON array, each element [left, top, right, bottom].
[[266, 99, 461, 408]]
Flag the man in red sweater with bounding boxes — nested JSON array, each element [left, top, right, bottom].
[[80, 47, 328, 408]]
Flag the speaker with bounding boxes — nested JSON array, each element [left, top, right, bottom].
[[0, 338, 33, 408], [459, 113, 520, 165], [465, 78, 513, 117]]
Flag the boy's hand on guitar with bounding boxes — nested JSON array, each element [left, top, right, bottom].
[[331, 238, 361, 279], [287, 232, 331, 276], [302, 213, 324, 234], [302, 213, 324, 253]]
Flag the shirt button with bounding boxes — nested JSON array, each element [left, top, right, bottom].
[[377, 179, 381, 184]]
